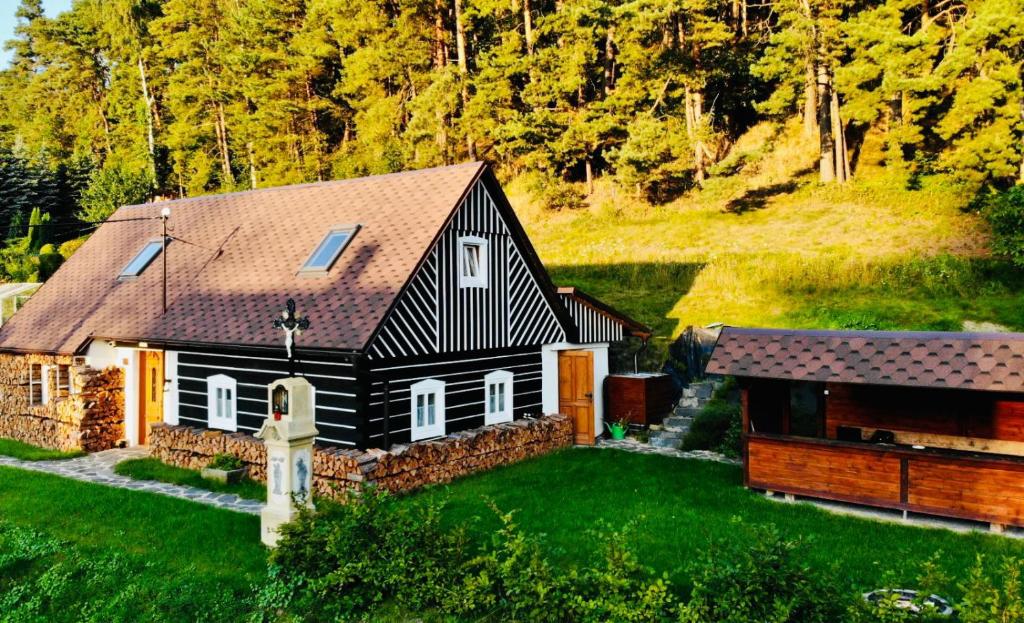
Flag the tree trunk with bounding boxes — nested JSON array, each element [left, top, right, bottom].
[[685, 86, 706, 186], [603, 26, 615, 95], [523, 0, 534, 55], [831, 87, 850, 183], [215, 102, 234, 186], [138, 57, 156, 180], [804, 59, 818, 138], [453, 0, 475, 160], [585, 157, 594, 195], [247, 141, 257, 189], [817, 64, 835, 183]]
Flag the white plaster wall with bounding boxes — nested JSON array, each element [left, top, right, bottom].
[[163, 351, 179, 426], [541, 342, 610, 442]]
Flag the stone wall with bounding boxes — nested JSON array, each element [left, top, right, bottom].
[[149, 414, 574, 498], [0, 353, 125, 451]]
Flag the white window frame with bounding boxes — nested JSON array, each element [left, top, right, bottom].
[[458, 236, 489, 288], [484, 370, 514, 425], [56, 363, 71, 398], [206, 374, 237, 432], [28, 364, 44, 405], [410, 378, 445, 441]]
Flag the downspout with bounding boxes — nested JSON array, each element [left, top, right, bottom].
[[633, 336, 650, 373]]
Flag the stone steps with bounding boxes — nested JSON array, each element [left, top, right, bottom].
[[647, 379, 724, 450]]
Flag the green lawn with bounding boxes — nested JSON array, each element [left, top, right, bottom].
[[0, 465, 264, 621], [412, 448, 1024, 599], [114, 457, 267, 501], [0, 437, 85, 460], [3, 449, 1023, 619]]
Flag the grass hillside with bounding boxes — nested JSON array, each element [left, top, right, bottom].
[[512, 120, 1024, 354]]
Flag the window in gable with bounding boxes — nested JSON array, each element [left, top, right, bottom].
[[301, 226, 359, 273], [459, 236, 488, 288], [207, 374, 237, 432], [119, 240, 164, 279]]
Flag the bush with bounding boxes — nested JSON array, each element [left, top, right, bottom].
[[256, 488, 467, 620], [58, 237, 87, 259], [678, 520, 850, 623], [682, 399, 742, 457], [982, 185, 1024, 267], [206, 453, 244, 471]]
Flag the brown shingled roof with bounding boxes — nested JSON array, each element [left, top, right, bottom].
[[0, 162, 486, 354], [706, 327, 1024, 393]]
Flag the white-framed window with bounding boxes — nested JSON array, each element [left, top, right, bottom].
[[459, 236, 488, 288], [484, 370, 514, 425], [206, 374, 237, 432], [28, 363, 43, 405], [410, 378, 445, 441], [56, 364, 71, 398]]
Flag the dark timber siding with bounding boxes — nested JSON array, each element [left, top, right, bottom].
[[365, 347, 544, 446], [368, 180, 565, 359], [172, 349, 365, 447], [560, 294, 626, 344]]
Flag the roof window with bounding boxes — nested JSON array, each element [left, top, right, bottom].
[[301, 226, 359, 273], [119, 240, 164, 279]]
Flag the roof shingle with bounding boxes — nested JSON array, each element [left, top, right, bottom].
[[0, 162, 485, 354], [706, 327, 1024, 393]]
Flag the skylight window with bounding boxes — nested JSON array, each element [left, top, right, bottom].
[[301, 226, 359, 273], [119, 240, 164, 279]]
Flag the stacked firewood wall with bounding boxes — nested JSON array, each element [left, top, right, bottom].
[[0, 354, 124, 451], [149, 414, 574, 499]]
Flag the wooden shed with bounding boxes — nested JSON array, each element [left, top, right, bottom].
[[707, 328, 1024, 531]]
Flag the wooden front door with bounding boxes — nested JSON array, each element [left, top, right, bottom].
[[558, 350, 595, 445], [138, 351, 164, 445]]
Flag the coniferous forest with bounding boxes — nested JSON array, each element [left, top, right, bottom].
[[0, 0, 1020, 280]]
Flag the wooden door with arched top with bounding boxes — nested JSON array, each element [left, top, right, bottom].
[[138, 351, 164, 445]]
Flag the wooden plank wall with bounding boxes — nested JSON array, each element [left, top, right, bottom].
[[747, 434, 1024, 527], [747, 436, 902, 506]]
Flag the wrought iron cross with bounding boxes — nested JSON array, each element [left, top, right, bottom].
[[272, 299, 311, 364]]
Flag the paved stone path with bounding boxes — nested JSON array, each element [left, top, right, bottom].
[[0, 448, 263, 515], [591, 437, 741, 465]]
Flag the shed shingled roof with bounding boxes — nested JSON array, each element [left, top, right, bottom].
[[706, 327, 1024, 393], [0, 162, 486, 354]]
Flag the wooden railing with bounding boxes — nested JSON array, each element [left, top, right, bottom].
[[746, 433, 1024, 528]]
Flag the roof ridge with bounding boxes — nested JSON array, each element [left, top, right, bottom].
[[721, 326, 1024, 341], [121, 161, 486, 211]]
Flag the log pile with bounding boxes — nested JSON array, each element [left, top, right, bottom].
[[150, 414, 573, 499], [150, 425, 268, 479], [0, 354, 124, 452], [369, 415, 574, 493]]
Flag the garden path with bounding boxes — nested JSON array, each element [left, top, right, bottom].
[[0, 447, 263, 515], [592, 437, 740, 464]]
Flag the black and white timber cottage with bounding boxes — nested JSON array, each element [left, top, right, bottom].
[[0, 163, 648, 449]]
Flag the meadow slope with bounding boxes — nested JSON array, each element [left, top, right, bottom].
[[512, 122, 1022, 355]]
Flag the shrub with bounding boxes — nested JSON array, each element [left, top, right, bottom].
[[982, 185, 1024, 267], [58, 237, 87, 259], [682, 399, 741, 457], [446, 506, 568, 621], [256, 487, 466, 620], [206, 453, 245, 471], [677, 520, 850, 623]]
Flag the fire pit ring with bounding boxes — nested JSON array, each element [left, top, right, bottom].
[[863, 589, 953, 616]]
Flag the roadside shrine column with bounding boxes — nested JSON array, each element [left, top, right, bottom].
[[255, 377, 318, 547]]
